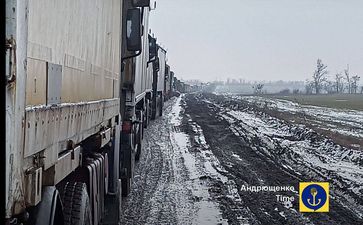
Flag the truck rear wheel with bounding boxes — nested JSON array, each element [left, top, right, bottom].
[[135, 140, 142, 161], [135, 124, 143, 161], [159, 96, 163, 116], [27, 186, 64, 225], [144, 99, 150, 128], [62, 182, 91, 225]]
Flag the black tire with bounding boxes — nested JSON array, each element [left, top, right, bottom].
[[141, 113, 145, 139], [135, 126, 142, 161], [143, 100, 149, 129], [147, 100, 151, 125], [62, 182, 91, 225], [121, 178, 131, 197], [159, 96, 163, 117]]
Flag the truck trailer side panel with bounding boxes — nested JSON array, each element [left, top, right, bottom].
[[164, 64, 171, 99], [27, 0, 121, 104], [6, 0, 123, 218], [157, 48, 167, 92], [134, 7, 152, 101], [6, 0, 29, 217]]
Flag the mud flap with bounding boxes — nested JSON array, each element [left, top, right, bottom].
[[135, 111, 143, 161], [144, 99, 150, 128], [151, 94, 157, 120], [159, 95, 163, 117], [83, 154, 105, 225], [105, 124, 120, 194], [102, 179, 122, 225], [120, 133, 134, 196], [121, 177, 132, 197]]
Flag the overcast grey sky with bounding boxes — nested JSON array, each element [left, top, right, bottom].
[[149, 0, 363, 82]]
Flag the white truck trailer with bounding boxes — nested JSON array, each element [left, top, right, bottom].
[[164, 65, 176, 100], [5, 0, 157, 224], [150, 46, 167, 119], [164, 64, 171, 100], [119, 0, 156, 196]]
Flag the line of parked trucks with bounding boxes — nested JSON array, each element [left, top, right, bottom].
[[5, 0, 191, 224]]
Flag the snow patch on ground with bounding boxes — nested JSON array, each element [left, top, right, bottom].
[[234, 95, 363, 139], [189, 121, 229, 183], [170, 96, 228, 225], [205, 95, 363, 218], [223, 108, 363, 197]]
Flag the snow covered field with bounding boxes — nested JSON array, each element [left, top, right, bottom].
[[121, 93, 363, 225], [231, 95, 363, 139]]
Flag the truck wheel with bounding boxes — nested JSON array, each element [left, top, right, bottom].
[[141, 112, 145, 139], [148, 100, 152, 125], [135, 142, 141, 161], [135, 125, 142, 161], [62, 182, 91, 225], [27, 186, 64, 225], [121, 178, 131, 197], [159, 96, 163, 117], [144, 100, 149, 129]]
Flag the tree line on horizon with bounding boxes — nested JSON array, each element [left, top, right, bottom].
[[306, 59, 362, 95], [185, 61, 363, 95]]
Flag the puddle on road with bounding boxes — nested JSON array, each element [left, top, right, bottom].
[[170, 96, 228, 225], [171, 131, 228, 225]]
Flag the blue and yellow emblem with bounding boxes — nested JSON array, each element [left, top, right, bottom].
[[299, 182, 329, 212]]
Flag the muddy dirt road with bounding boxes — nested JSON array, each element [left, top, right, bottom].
[[120, 93, 363, 225]]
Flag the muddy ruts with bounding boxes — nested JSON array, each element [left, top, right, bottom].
[[183, 93, 363, 225]]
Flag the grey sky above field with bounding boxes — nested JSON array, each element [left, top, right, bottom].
[[149, 0, 363, 82]]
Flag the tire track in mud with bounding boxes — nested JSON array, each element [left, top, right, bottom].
[[179, 106, 259, 225], [120, 97, 224, 225], [183, 93, 363, 225], [120, 98, 193, 225], [208, 93, 363, 216]]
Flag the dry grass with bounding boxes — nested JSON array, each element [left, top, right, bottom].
[[274, 94, 363, 111]]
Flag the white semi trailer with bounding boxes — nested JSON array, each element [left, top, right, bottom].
[[119, 0, 156, 196], [150, 45, 167, 119], [5, 0, 161, 224], [164, 65, 175, 101]]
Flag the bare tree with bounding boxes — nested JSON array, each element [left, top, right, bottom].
[[305, 80, 314, 94], [335, 72, 344, 93], [312, 59, 328, 94], [253, 83, 264, 95], [351, 75, 361, 94], [344, 65, 351, 94], [324, 80, 335, 94]]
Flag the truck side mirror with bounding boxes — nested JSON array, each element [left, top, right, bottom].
[[153, 57, 160, 72], [126, 8, 142, 52], [132, 0, 150, 7], [148, 35, 157, 61]]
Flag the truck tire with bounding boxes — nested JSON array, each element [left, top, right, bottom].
[[27, 186, 64, 225], [148, 100, 151, 125], [141, 112, 145, 139], [135, 142, 141, 161], [159, 96, 163, 117], [62, 182, 91, 225], [135, 124, 143, 161], [144, 99, 149, 129], [121, 178, 131, 197]]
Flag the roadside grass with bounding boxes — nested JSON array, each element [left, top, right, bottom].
[[272, 94, 363, 111]]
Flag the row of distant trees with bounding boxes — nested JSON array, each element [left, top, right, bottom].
[[306, 59, 362, 94]]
